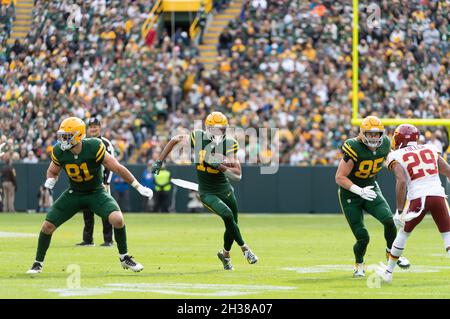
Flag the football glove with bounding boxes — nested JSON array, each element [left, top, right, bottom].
[[350, 185, 377, 201], [44, 178, 57, 190], [151, 160, 162, 175], [131, 180, 153, 198], [393, 209, 404, 228], [205, 154, 224, 169]]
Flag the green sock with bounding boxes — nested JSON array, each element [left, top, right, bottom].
[[384, 219, 397, 249], [114, 226, 128, 255], [36, 231, 52, 262], [224, 230, 234, 251]]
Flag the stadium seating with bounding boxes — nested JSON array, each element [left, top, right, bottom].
[[0, 0, 448, 165]]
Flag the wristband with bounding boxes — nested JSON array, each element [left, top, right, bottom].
[[131, 180, 140, 189], [349, 184, 362, 195]]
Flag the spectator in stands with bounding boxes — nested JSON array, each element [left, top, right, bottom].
[[0, 0, 448, 167], [218, 28, 233, 55], [1, 155, 16, 212], [141, 160, 155, 211], [23, 151, 38, 163], [112, 174, 130, 212], [37, 184, 53, 213]]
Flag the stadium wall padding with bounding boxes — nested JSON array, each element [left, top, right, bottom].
[[9, 163, 450, 214]]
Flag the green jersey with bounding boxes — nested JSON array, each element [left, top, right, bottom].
[[51, 138, 107, 193], [190, 130, 239, 194], [340, 135, 391, 192]]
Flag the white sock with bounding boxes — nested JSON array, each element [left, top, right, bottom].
[[240, 244, 249, 251], [119, 253, 128, 259], [441, 231, 450, 252], [387, 229, 410, 273], [35, 260, 43, 265], [356, 263, 364, 272]]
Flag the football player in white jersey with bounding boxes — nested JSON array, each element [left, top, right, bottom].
[[381, 124, 450, 282]]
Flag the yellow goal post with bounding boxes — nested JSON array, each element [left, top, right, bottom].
[[351, 0, 450, 154]]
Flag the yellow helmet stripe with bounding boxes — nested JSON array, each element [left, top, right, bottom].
[[95, 143, 105, 158]]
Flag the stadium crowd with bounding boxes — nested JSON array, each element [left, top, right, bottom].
[[0, 0, 15, 49], [0, 0, 448, 167]]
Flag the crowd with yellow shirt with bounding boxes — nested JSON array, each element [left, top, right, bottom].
[[0, 0, 448, 166], [193, 0, 449, 164], [0, 0, 201, 164], [0, 0, 15, 47]]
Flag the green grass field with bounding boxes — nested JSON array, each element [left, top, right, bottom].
[[1, 213, 449, 299]]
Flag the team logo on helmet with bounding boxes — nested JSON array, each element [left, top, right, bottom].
[[392, 124, 419, 150]]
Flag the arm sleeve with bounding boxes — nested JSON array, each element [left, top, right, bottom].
[[190, 131, 196, 149], [341, 142, 358, 163], [386, 152, 398, 171], [102, 138, 114, 185], [225, 139, 239, 155], [95, 138, 107, 163], [51, 146, 61, 166]]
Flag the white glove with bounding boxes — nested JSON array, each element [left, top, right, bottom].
[[350, 185, 377, 201], [44, 178, 57, 190], [132, 180, 153, 199], [393, 209, 405, 228]]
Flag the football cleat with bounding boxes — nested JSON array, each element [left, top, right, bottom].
[[76, 241, 95, 247], [244, 249, 258, 264], [120, 255, 144, 272], [217, 250, 234, 270], [26, 262, 43, 274], [396, 256, 410, 269], [353, 263, 365, 277], [100, 241, 114, 247], [381, 271, 393, 283], [386, 251, 410, 269]]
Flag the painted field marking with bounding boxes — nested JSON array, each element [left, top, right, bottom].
[[283, 264, 450, 274], [48, 282, 296, 297], [0, 231, 36, 238]]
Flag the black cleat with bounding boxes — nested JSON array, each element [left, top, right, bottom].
[[76, 241, 95, 247], [120, 255, 144, 272], [26, 262, 43, 274], [100, 242, 114, 247]]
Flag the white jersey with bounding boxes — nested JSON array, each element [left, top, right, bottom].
[[386, 143, 446, 200]]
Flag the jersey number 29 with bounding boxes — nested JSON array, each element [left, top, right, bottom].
[[403, 149, 438, 181]]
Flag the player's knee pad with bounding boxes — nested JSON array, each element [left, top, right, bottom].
[[382, 217, 396, 229], [355, 228, 370, 246], [220, 210, 234, 224]]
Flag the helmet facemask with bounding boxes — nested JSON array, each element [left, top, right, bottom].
[[57, 130, 79, 151], [206, 126, 227, 145], [361, 130, 384, 148]]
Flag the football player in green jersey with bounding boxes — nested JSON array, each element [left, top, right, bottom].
[[152, 112, 258, 270], [335, 116, 410, 277], [26, 117, 153, 274]]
